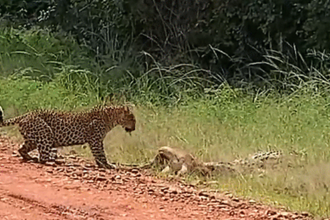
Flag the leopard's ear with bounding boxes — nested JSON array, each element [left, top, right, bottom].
[[103, 93, 127, 106], [124, 103, 135, 112], [102, 94, 115, 107]]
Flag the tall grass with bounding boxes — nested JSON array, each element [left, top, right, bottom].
[[0, 27, 210, 105], [3, 28, 330, 218], [2, 77, 330, 217]]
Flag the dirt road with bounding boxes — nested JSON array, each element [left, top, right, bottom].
[[0, 136, 310, 220]]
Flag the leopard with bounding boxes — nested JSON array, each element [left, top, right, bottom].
[[0, 105, 136, 169]]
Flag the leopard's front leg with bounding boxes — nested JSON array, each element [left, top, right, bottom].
[[88, 119, 116, 169], [89, 140, 116, 169]]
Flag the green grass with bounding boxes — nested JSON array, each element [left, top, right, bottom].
[[0, 28, 92, 79], [2, 77, 330, 218], [2, 27, 330, 218]]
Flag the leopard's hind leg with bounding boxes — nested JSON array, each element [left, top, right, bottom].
[[19, 115, 54, 163], [49, 147, 58, 160], [18, 140, 38, 162]]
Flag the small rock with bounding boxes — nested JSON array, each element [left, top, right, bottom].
[[271, 215, 279, 220], [11, 152, 20, 157], [198, 191, 209, 197], [72, 163, 81, 167], [44, 178, 52, 182], [249, 199, 256, 204], [131, 169, 139, 174], [278, 212, 290, 218], [160, 187, 169, 192], [45, 161, 56, 167], [82, 166, 91, 170], [190, 180, 202, 186], [57, 155, 65, 159], [206, 181, 218, 185], [73, 171, 83, 176], [46, 169, 53, 173], [267, 209, 277, 216], [64, 185, 81, 190], [170, 189, 178, 194], [68, 155, 76, 159], [233, 197, 239, 202], [218, 207, 230, 211], [199, 196, 208, 201], [115, 179, 124, 184], [98, 168, 106, 172], [301, 211, 310, 217], [55, 159, 66, 165], [71, 175, 79, 180], [220, 200, 231, 206], [291, 214, 299, 219], [226, 193, 233, 198], [206, 202, 218, 207], [235, 202, 248, 209]]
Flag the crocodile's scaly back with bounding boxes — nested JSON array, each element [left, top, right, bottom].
[[204, 150, 283, 174]]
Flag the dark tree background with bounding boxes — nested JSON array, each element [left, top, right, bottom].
[[2, 0, 330, 90]]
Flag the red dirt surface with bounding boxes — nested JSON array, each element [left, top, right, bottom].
[[0, 136, 312, 220]]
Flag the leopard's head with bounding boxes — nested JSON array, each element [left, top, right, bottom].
[[117, 106, 136, 133], [103, 105, 136, 133]]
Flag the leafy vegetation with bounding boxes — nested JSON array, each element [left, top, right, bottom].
[[3, 0, 330, 90]]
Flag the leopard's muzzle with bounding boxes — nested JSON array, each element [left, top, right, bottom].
[[125, 126, 135, 135]]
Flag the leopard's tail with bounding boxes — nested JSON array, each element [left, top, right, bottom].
[[0, 106, 24, 127], [0, 106, 3, 125]]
